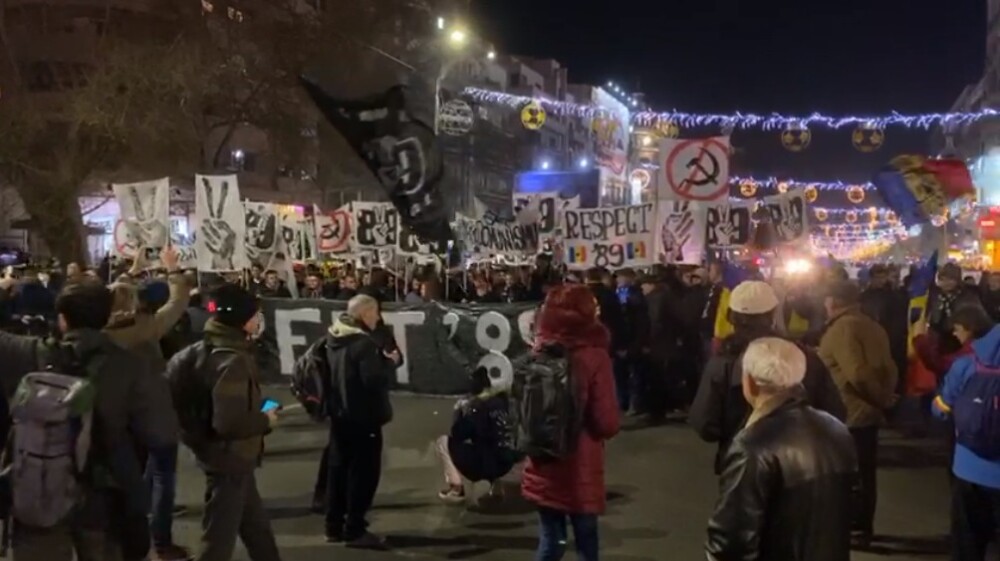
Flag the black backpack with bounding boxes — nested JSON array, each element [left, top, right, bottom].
[[291, 338, 331, 422], [509, 344, 580, 460], [165, 341, 229, 450]]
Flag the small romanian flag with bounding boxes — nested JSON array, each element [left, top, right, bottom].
[[626, 241, 647, 260], [567, 245, 587, 263]]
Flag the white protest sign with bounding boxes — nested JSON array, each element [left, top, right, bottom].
[[658, 136, 731, 202], [655, 201, 707, 265], [454, 213, 540, 258], [562, 203, 654, 270]]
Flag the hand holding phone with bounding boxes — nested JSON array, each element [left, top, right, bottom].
[[261, 398, 282, 413]]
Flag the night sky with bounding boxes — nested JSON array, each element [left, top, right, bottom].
[[473, 0, 987, 186]]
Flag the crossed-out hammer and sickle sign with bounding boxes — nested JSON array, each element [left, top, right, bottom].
[[681, 147, 721, 191]]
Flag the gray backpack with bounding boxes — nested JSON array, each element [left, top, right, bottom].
[[8, 352, 99, 528]]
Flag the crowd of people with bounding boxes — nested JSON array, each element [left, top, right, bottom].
[[0, 247, 999, 560]]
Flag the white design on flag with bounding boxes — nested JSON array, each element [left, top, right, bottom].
[[112, 178, 170, 263], [195, 175, 247, 272]]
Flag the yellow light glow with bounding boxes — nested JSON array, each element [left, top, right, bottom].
[[449, 29, 467, 46]]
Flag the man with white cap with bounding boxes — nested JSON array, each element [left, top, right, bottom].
[[705, 337, 857, 561], [691, 280, 846, 473]]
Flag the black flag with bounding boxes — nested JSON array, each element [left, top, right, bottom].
[[300, 77, 452, 243]]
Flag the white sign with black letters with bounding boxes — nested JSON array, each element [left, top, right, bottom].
[[562, 203, 655, 270]]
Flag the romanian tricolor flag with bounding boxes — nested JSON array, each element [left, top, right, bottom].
[[567, 245, 587, 264], [873, 155, 975, 227], [713, 262, 751, 342], [626, 241, 647, 260], [905, 251, 938, 396]]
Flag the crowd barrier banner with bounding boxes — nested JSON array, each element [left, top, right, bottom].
[[258, 299, 539, 395]]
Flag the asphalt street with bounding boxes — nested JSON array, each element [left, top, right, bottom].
[[171, 392, 953, 560]]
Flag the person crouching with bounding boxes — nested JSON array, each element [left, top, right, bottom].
[[435, 367, 521, 503]]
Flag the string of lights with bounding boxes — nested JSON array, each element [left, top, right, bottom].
[[730, 176, 874, 192], [462, 86, 999, 130]]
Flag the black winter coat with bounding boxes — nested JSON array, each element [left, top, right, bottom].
[[689, 330, 847, 473], [324, 316, 395, 429], [706, 396, 857, 561], [588, 283, 626, 353]]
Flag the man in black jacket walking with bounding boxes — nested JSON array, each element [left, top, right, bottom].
[[323, 294, 397, 548], [706, 337, 857, 561]]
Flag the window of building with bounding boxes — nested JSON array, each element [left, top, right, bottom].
[[227, 149, 257, 172]]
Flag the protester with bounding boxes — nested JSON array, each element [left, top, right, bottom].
[[522, 284, 620, 561], [321, 294, 397, 549], [637, 273, 680, 419], [435, 367, 520, 503], [705, 337, 856, 561], [256, 270, 292, 298], [817, 280, 899, 547], [913, 305, 992, 378], [932, 322, 1000, 561], [613, 268, 649, 414], [168, 284, 282, 561], [585, 267, 625, 357], [101, 249, 193, 560], [691, 280, 846, 473], [302, 273, 329, 299], [3, 281, 179, 561], [929, 263, 983, 337], [980, 271, 1000, 322], [860, 264, 909, 381]]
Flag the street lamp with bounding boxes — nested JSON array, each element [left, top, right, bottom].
[[448, 29, 467, 47], [487, 50, 496, 60], [579, 158, 589, 169], [541, 160, 551, 170]]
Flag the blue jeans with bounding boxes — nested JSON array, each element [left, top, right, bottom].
[[536, 508, 599, 561], [145, 445, 179, 548]]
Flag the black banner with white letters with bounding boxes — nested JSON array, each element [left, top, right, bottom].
[[257, 299, 538, 395]]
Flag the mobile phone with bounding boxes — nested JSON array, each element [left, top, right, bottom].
[[260, 398, 282, 413]]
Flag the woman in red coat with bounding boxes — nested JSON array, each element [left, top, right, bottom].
[[522, 284, 621, 561]]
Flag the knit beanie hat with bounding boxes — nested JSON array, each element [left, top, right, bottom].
[[212, 284, 259, 328]]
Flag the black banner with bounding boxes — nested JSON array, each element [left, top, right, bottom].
[[301, 78, 452, 243], [257, 299, 539, 395]]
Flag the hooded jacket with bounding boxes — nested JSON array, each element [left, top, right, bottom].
[[104, 274, 190, 374], [173, 319, 270, 474], [933, 324, 1000, 489], [706, 393, 857, 561], [691, 328, 846, 473], [521, 320, 620, 515], [0, 328, 178, 519], [324, 315, 395, 429]]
